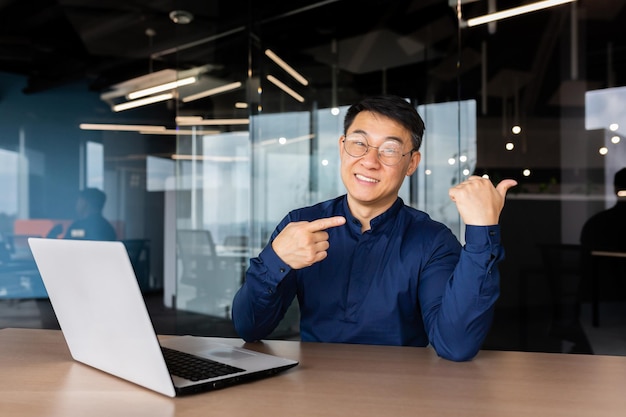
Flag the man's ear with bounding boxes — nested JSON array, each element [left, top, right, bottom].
[[406, 151, 421, 176], [338, 135, 347, 159]]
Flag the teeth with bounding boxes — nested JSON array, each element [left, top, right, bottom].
[[356, 174, 378, 183]]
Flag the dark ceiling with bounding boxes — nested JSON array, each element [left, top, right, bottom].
[[1, 0, 625, 118]]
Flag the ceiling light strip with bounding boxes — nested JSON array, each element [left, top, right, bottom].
[[465, 0, 576, 27], [175, 116, 203, 123], [181, 81, 243, 103], [127, 76, 197, 100], [266, 75, 305, 103], [140, 129, 220, 135], [79, 124, 166, 132], [112, 93, 173, 112], [176, 118, 250, 126], [171, 154, 250, 162], [265, 49, 309, 86]]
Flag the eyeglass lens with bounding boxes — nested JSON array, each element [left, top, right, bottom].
[[343, 134, 407, 165]]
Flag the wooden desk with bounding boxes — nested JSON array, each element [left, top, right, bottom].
[[2, 328, 626, 417]]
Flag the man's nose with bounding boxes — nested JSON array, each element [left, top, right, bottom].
[[361, 145, 381, 165]]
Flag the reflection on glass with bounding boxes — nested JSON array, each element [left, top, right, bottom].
[[86, 141, 104, 190], [417, 100, 477, 241], [174, 132, 250, 317], [0, 148, 18, 223], [585, 87, 626, 203]]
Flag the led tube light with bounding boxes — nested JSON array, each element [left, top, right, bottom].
[[464, 0, 576, 27], [176, 118, 250, 126], [79, 124, 166, 132], [266, 75, 305, 103], [265, 49, 309, 86], [139, 128, 220, 135], [181, 81, 242, 103], [112, 93, 173, 112], [127, 76, 196, 100]]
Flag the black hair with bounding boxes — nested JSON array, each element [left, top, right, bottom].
[[614, 168, 626, 192], [343, 95, 425, 151], [80, 188, 107, 211]]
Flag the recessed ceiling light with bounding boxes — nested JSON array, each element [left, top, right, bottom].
[[169, 10, 194, 25]]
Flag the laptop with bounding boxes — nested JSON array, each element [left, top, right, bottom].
[[27, 237, 298, 397]]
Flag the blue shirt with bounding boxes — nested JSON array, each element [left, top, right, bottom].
[[65, 214, 117, 241], [232, 195, 504, 361]]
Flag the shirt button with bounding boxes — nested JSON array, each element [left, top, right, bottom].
[[279, 267, 285, 273]]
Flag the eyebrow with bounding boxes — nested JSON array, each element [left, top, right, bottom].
[[348, 129, 404, 144]]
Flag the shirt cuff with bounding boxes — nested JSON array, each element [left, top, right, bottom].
[[464, 225, 501, 253], [258, 244, 293, 287]]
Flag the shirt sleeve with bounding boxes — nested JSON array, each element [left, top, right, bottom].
[[420, 225, 503, 361], [231, 240, 298, 342]]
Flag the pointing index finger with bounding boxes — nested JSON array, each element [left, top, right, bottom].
[[307, 216, 346, 232]]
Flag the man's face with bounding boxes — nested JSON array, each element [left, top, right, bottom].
[[339, 111, 420, 215]]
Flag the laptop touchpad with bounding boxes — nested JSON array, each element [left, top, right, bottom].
[[202, 347, 255, 360]]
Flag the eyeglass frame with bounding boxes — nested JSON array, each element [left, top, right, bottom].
[[341, 133, 417, 166]]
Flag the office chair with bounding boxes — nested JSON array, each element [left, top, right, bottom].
[[176, 229, 238, 317], [222, 235, 249, 253], [177, 230, 218, 284]]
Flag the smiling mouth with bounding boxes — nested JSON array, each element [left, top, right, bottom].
[[355, 173, 379, 183]]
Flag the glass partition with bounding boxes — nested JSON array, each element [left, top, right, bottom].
[[1, 1, 625, 355], [173, 131, 250, 317], [417, 100, 477, 241], [173, 94, 473, 329]]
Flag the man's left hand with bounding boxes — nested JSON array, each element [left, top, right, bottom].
[[448, 176, 518, 226]]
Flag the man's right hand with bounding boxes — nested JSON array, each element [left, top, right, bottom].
[[272, 216, 346, 269]]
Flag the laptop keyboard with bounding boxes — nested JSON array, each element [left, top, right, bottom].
[[161, 347, 245, 381]]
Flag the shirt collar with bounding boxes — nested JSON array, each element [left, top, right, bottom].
[[341, 195, 404, 233]]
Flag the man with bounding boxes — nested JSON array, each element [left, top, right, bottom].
[[580, 167, 626, 252], [232, 95, 517, 361], [579, 167, 626, 308], [64, 188, 117, 241]]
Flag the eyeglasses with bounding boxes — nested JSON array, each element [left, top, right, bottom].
[[342, 133, 415, 166]]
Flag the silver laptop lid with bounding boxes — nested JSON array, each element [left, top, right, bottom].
[[28, 238, 176, 397], [28, 237, 298, 397]]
